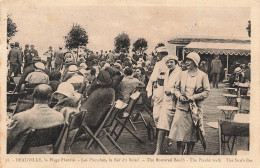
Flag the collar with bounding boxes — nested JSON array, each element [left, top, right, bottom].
[[33, 104, 50, 108]]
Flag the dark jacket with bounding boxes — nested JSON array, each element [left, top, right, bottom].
[[54, 50, 64, 65], [8, 47, 23, 65], [81, 87, 115, 131]]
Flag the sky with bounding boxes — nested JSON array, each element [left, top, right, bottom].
[[7, 4, 250, 56]]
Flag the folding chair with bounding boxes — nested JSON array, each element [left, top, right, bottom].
[[20, 123, 68, 154], [12, 99, 34, 116], [82, 103, 125, 154], [65, 111, 86, 154], [218, 119, 249, 155], [110, 91, 143, 143], [132, 86, 154, 141]]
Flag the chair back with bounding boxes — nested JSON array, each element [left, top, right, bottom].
[[20, 123, 67, 154], [220, 120, 249, 137], [12, 99, 34, 116], [125, 91, 141, 115], [68, 111, 86, 131], [219, 119, 249, 155], [103, 103, 123, 128]]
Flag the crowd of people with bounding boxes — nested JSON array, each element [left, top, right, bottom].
[[6, 41, 250, 154]]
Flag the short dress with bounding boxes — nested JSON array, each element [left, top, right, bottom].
[[168, 73, 198, 142]]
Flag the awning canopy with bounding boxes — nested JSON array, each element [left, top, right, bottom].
[[184, 42, 250, 56]]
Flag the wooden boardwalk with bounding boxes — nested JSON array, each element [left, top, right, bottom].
[[70, 83, 249, 155]]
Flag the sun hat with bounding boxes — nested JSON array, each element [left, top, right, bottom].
[[34, 62, 45, 70], [79, 63, 87, 69], [156, 46, 168, 53], [52, 82, 75, 99], [68, 65, 78, 72], [186, 52, 200, 67], [164, 55, 178, 63]]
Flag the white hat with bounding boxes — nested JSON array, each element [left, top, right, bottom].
[[68, 65, 78, 72], [35, 62, 45, 70], [164, 55, 178, 63], [156, 46, 168, 53], [79, 69, 89, 77], [79, 63, 87, 69], [186, 52, 200, 67], [52, 82, 75, 99]]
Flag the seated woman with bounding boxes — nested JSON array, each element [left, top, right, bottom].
[[52, 82, 82, 122], [80, 71, 115, 132], [117, 68, 145, 103], [133, 67, 149, 85]]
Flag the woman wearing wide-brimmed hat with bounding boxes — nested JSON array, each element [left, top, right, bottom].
[[169, 52, 210, 155]]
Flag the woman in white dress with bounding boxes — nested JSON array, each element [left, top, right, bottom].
[[154, 55, 181, 154]]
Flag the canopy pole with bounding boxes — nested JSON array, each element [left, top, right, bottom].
[[182, 49, 185, 60], [227, 54, 229, 74]]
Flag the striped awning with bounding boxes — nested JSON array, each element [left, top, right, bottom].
[[184, 42, 250, 56]]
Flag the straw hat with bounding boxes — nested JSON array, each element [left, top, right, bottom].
[[34, 62, 45, 70]]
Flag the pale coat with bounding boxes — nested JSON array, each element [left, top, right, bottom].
[[7, 104, 64, 153], [162, 66, 181, 110], [169, 70, 210, 142]]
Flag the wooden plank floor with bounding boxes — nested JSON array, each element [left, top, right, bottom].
[[70, 83, 249, 155]]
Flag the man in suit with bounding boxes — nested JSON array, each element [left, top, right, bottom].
[[54, 47, 64, 71], [23, 44, 31, 69], [7, 84, 64, 153], [29, 45, 39, 58], [211, 55, 222, 88], [8, 42, 23, 77]]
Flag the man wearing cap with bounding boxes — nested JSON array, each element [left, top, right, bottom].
[[29, 45, 39, 58], [210, 55, 222, 88], [8, 42, 23, 77], [24, 44, 31, 69], [146, 46, 168, 127], [24, 62, 49, 84], [54, 47, 64, 71]]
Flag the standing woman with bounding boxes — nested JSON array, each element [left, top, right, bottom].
[[169, 52, 210, 155], [154, 55, 181, 154]]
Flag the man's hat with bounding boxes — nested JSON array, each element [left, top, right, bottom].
[[35, 62, 45, 70], [15, 42, 19, 47], [25, 44, 29, 47]]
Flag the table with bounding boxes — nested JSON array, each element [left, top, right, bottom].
[[217, 106, 239, 121], [222, 94, 237, 106], [224, 88, 237, 94]]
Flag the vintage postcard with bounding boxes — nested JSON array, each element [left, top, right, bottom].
[[0, 0, 260, 168]]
